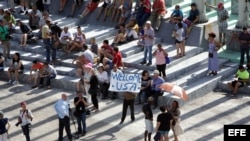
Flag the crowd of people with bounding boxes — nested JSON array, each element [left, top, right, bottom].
[[1, 0, 250, 141]]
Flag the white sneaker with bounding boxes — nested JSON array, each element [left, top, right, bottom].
[[8, 80, 12, 84], [12, 81, 18, 85]]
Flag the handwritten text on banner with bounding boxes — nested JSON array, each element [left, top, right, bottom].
[[109, 72, 141, 92]]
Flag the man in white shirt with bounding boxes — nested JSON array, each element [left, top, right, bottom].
[[39, 62, 57, 89], [60, 26, 72, 52]]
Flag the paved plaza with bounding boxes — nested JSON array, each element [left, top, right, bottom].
[[0, 80, 249, 141]]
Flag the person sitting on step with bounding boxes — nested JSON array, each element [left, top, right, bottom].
[[39, 62, 57, 89], [7, 52, 24, 85], [66, 26, 86, 54], [79, 0, 100, 19], [227, 65, 249, 95]]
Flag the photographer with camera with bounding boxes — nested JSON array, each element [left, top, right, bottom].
[[16, 102, 33, 141], [54, 93, 73, 141], [74, 92, 89, 136], [0, 111, 11, 141]]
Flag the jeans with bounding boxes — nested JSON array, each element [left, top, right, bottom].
[[43, 38, 51, 63], [21, 123, 31, 141], [39, 74, 56, 86], [1, 40, 10, 58], [240, 46, 250, 65], [76, 112, 86, 134], [58, 116, 72, 141], [143, 46, 153, 63], [136, 13, 151, 27], [51, 44, 57, 61], [137, 91, 146, 104]]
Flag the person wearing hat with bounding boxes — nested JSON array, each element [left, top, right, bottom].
[[205, 1, 229, 45], [142, 96, 154, 141], [238, 27, 250, 66], [151, 70, 165, 109], [0, 111, 11, 141], [17, 101, 34, 141], [97, 63, 109, 99], [227, 65, 249, 95], [207, 32, 222, 76], [140, 21, 155, 66]]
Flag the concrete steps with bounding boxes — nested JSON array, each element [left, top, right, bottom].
[[217, 63, 250, 94], [123, 44, 204, 71], [158, 62, 239, 107]]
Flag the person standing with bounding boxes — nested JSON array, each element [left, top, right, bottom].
[[136, 70, 152, 105], [167, 101, 181, 141], [83, 63, 93, 104], [153, 44, 168, 80], [205, 2, 229, 45], [238, 27, 250, 66], [0, 111, 11, 141], [140, 21, 155, 66], [142, 97, 154, 141], [120, 92, 136, 124], [42, 19, 52, 63], [74, 92, 89, 136], [155, 105, 173, 141], [151, 70, 165, 109], [89, 69, 99, 112], [0, 20, 11, 60], [150, 0, 166, 30], [207, 32, 222, 76], [17, 102, 34, 141], [54, 94, 73, 141]]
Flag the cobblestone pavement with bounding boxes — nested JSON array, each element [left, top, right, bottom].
[[0, 81, 250, 141]]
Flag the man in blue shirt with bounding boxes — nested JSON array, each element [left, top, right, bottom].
[[169, 5, 183, 24], [151, 70, 165, 109], [184, 3, 199, 35], [54, 94, 73, 141]]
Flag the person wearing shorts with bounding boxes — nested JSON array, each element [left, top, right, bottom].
[[227, 65, 249, 95], [156, 106, 173, 141], [142, 97, 154, 141]]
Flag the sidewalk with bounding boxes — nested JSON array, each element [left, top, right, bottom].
[[0, 80, 250, 141]]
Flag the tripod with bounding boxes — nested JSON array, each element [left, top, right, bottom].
[[69, 107, 79, 139]]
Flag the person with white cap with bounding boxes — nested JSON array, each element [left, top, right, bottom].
[[205, 1, 229, 45], [151, 70, 165, 109], [140, 21, 155, 66], [0, 111, 11, 141]]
